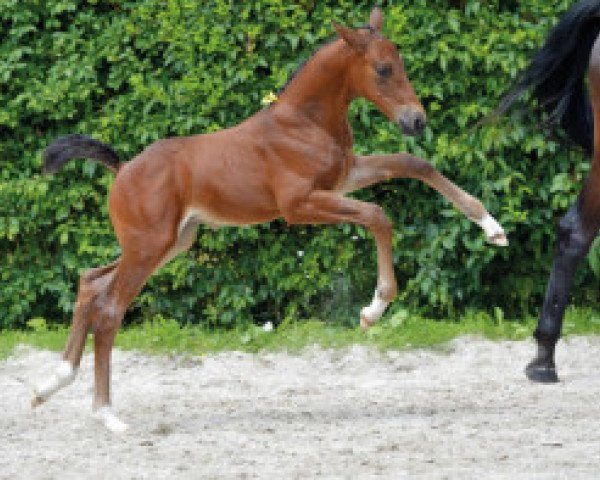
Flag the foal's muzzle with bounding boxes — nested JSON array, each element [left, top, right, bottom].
[[397, 108, 427, 136]]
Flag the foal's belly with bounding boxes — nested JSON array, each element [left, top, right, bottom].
[[185, 168, 281, 228], [181, 202, 278, 229]]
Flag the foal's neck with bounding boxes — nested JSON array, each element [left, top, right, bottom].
[[277, 40, 356, 142]]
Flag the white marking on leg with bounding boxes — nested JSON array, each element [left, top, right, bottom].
[[360, 291, 389, 328], [94, 406, 128, 433], [476, 213, 508, 246], [32, 360, 77, 406]]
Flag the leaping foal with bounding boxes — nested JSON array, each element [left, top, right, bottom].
[[32, 7, 507, 432]]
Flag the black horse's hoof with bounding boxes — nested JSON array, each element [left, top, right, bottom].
[[525, 362, 559, 384]]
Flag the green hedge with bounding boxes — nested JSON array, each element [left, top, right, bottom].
[[1, 0, 596, 329]]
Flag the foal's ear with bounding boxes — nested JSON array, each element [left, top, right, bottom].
[[333, 21, 368, 52], [369, 7, 383, 32]]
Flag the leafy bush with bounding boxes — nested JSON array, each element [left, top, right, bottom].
[[1, 0, 597, 329]]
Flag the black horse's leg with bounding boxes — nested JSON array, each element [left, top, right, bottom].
[[527, 183, 600, 382]]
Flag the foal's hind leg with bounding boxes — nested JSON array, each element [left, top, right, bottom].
[[89, 221, 196, 431], [89, 255, 163, 431], [32, 261, 119, 407], [32, 233, 180, 430], [340, 153, 508, 245]]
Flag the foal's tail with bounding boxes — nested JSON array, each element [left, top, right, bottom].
[[496, 0, 600, 154], [43, 134, 122, 174]]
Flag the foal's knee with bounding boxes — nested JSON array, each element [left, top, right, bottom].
[[405, 156, 435, 179], [366, 204, 392, 235]]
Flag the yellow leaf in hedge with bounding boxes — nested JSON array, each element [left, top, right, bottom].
[[261, 91, 278, 106]]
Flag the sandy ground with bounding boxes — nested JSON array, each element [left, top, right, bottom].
[[1, 337, 600, 480]]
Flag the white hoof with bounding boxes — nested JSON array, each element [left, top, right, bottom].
[[32, 360, 77, 408], [360, 291, 389, 329], [94, 406, 128, 433], [477, 213, 508, 246]]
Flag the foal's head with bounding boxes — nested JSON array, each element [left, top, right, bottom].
[[334, 7, 426, 136]]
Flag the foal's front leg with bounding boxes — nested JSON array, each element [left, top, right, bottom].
[[282, 191, 396, 327], [341, 153, 508, 246]]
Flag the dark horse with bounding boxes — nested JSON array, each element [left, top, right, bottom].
[[498, 0, 600, 383], [32, 7, 506, 431]]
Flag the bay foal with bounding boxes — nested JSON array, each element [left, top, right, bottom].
[[33, 7, 506, 431], [497, 0, 600, 383]]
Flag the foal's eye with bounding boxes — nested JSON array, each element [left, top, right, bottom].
[[375, 64, 393, 78]]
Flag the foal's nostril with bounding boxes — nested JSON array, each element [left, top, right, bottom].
[[414, 115, 426, 133], [398, 110, 427, 136]]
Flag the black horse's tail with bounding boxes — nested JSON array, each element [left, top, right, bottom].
[[43, 134, 122, 174], [496, 0, 600, 154]]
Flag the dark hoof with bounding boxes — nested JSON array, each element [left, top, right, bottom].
[[525, 362, 559, 384]]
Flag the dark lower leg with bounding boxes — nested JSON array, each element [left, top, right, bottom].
[[527, 201, 599, 382]]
